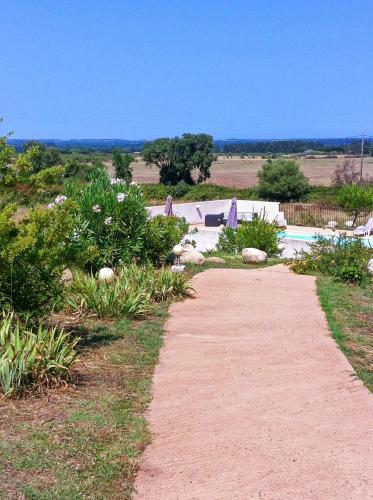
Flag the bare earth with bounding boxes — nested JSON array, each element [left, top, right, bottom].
[[110, 155, 373, 187], [134, 266, 373, 499]]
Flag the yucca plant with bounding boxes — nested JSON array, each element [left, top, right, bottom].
[[152, 268, 194, 302], [67, 265, 194, 319], [0, 312, 79, 397], [67, 269, 152, 319]]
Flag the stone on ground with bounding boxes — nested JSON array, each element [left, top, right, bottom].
[[242, 247, 267, 263]]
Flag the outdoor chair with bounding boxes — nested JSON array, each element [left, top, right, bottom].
[[353, 218, 373, 237], [205, 213, 224, 227]]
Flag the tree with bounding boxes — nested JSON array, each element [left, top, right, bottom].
[[332, 159, 360, 186], [337, 185, 373, 226], [112, 150, 133, 182], [142, 133, 214, 185], [0, 119, 16, 185], [257, 158, 310, 202], [23, 141, 62, 172]]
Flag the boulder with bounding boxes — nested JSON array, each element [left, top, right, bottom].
[[242, 248, 268, 264], [368, 258, 373, 275], [61, 268, 73, 286], [98, 267, 115, 283], [180, 250, 205, 266], [171, 264, 186, 273], [206, 256, 226, 264]]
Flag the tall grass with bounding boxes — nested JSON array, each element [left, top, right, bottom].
[[67, 265, 193, 319], [0, 312, 79, 397]]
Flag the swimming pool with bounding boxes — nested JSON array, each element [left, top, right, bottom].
[[280, 231, 372, 246]]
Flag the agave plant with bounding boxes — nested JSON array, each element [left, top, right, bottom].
[[0, 312, 79, 397], [67, 265, 194, 319]]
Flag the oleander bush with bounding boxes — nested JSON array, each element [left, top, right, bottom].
[[0, 312, 79, 397], [65, 169, 187, 268], [67, 265, 193, 319], [217, 217, 282, 256], [65, 168, 149, 268], [290, 235, 372, 284]]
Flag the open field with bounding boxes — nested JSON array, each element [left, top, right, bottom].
[[106, 155, 373, 188]]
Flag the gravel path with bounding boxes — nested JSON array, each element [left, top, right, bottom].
[[135, 265, 373, 499]]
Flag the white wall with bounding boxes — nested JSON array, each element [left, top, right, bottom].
[[147, 199, 280, 224]]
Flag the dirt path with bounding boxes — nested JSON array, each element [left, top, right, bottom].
[[134, 265, 373, 499]]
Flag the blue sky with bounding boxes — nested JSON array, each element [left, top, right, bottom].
[[2, 0, 373, 139]]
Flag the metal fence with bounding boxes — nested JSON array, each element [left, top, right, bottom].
[[280, 203, 373, 228]]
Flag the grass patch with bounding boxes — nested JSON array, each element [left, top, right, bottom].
[[0, 310, 166, 499], [317, 276, 373, 391]]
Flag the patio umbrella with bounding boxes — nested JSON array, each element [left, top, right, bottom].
[[226, 198, 238, 229], [164, 194, 173, 216]]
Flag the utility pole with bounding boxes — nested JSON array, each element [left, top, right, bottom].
[[359, 131, 365, 186]]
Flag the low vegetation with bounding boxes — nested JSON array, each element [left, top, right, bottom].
[[0, 312, 79, 397], [217, 217, 282, 256], [317, 277, 373, 391], [67, 265, 193, 319], [290, 235, 372, 284]]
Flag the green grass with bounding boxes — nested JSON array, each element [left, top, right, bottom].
[[317, 276, 373, 391], [0, 311, 166, 499]]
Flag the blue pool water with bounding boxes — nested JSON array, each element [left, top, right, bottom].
[[280, 231, 372, 246]]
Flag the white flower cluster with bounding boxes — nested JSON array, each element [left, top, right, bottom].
[[48, 195, 67, 209], [104, 217, 112, 225], [110, 178, 126, 186], [92, 204, 101, 213], [117, 192, 127, 203]]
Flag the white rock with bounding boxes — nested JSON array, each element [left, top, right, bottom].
[[368, 259, 373, 275], [61, 268, 73, 285], [242, 248, 268, 264], [180, 250, 205, 265], [206, 256, 226, 264], [171, 264, 186, 273], [327, 220, 337, 228], [98, 267, 115, 283]]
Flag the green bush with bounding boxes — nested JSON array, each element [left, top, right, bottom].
[[0, 201, 79, 314], [0, 312, 79, 397], [217, 217, 281, 256], [290, 235, 372, 284], [257, 158, 310, 202], [144, 215, 188, 266], [67, 265, 193, 319], [29, 165, 65, 188], [65, 169, 149, 268], [172, 180, 190, 198]]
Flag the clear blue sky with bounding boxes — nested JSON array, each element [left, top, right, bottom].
[[2, 0, 372, 139]]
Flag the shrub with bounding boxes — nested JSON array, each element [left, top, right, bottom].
[[144, 215, 188, 266], [172, 180, 190, 198], [65, 169, 149, 268], [0, 312, 79, 397], [217, 217, 281, 256], [29, 165, 65, 188], [290, 235, 372, 284], [67, 265, 193, 319], [112, 150, 133, 182], [0, 200, 79, 314], [257, 158, 310, 202]]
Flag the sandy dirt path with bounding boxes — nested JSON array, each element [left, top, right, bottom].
[[134, 265, 373, 499]]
